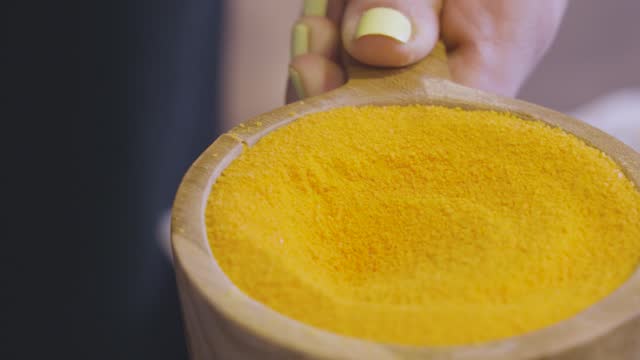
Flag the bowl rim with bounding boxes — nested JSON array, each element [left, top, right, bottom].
[[171, 80, 640, 360]]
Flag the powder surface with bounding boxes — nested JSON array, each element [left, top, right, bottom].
[[206, 105, 640, 345]]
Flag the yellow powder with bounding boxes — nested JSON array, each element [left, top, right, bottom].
[[206, 105, 640, 345]]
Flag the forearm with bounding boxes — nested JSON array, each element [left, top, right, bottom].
[[222, 0, 300, 130]]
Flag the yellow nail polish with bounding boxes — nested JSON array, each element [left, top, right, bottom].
[[355, 7, 412, 43], [291, 23, 309, 58], [304, 0, 328, 17], [289, 67, 306, 99]]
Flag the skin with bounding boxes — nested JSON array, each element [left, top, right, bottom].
[[286, 0, 568, 102]]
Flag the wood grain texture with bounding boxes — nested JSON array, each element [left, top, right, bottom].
[[172, 41, 640, 359]]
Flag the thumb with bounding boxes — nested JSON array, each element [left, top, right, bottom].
[[342, 0, 442, 67]]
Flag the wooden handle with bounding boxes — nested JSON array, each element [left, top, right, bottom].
[[344, 40, 450, 91]]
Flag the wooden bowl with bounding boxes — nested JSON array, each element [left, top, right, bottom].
[[171, 43, 640, 359]]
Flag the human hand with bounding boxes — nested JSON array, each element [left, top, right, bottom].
[[286, 0, 567, 102]]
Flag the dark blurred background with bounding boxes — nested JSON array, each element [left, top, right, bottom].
[[5, 1, 638, 359], [7, 1, 223, 359]]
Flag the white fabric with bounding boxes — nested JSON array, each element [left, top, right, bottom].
[[571, 88, 640, 152]]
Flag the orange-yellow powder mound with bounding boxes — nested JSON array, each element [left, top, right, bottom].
[[206, 105, 640, 345]]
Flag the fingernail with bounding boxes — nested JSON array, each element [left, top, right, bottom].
[[304, 0, 328, 17], [289, 67, 306, 99], [355, 7, 412, 43], [291, 23, 310, 58]]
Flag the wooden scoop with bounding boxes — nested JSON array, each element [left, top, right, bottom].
[[171, 42, 640, 359]]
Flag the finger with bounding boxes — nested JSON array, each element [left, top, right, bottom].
[[286, 55, 346, 103], [341, 0, 442, 67], [295, 1, 344, 62], [303, 0, 345, 25], [292, 16, 340, 61], [287, 1, 346, 103]]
